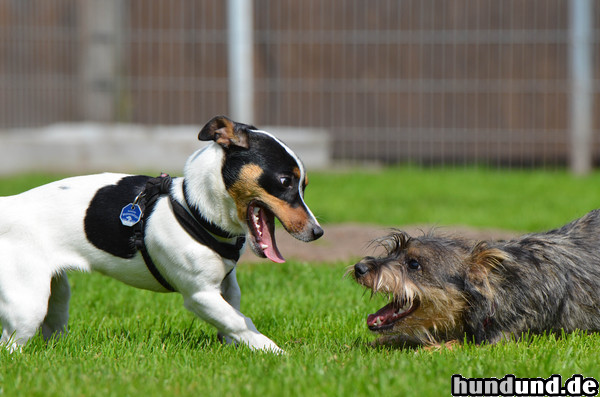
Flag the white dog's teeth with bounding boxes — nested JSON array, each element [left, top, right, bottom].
[[251, 208, 262, 236], [260, 243, 269, 249]]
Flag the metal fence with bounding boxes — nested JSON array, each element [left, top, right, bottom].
[[0, 0, 598, 168]]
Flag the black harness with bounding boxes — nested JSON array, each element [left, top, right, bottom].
[[131, 174, 246, 292]]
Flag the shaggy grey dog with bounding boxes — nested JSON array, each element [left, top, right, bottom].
[[352, 210, 600, 346]]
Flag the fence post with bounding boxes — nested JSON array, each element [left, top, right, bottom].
[[79, 0, 122, 122], [227, 0, 255, 124], [569, 0, 594, 175]]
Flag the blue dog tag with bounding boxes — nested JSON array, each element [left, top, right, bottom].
[[120, 204, 143, 227]]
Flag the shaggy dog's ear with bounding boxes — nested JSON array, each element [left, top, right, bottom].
[[198, 115, 249, 149], [465, 242, 506, 295], [463, 242, 507, 343]]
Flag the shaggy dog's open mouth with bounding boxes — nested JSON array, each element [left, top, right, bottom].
[[247, 200, 285, 263], [367, 297, 420, 331]]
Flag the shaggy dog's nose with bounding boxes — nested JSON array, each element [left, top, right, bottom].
[[354, 262, 369, 277]]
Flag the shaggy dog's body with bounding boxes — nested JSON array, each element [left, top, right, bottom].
[[352, 210, 600, 346], [0, 116, 322, 353]]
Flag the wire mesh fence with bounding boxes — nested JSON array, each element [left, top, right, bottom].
[[0, 0, 598, 168]]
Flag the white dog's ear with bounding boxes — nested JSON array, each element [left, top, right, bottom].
[[198, 115, 249, 149]]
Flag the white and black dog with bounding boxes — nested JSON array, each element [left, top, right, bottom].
[[0, 115, 323, 353]]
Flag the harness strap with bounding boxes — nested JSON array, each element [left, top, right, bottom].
[[131, 174, 245, 292], [132, 174, 177, 292], [169, 196, 246, 261], [133, 229, 176, 292], [181, 179, 237, 238]]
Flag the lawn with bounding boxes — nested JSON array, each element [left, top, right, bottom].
[[1, 168, 599, 396], [304, 166, 600, 232]]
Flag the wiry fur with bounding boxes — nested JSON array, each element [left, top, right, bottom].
[[352, 211, 600, 347]]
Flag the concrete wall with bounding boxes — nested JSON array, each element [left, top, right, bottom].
[[0, 124, 331, 175]]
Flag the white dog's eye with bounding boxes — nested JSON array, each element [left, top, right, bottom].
[[279, 176, 292, 188]]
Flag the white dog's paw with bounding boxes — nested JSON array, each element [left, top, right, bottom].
[[225, 330, 285, 354], [244, 333, 285, 354], [262, 344, 285, 355], [247, 341, 284, 355]]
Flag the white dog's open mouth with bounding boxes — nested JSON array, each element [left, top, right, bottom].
[[247, 201, 285, 263]]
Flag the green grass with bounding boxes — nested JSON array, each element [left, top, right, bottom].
[[303, 166, 600, 232], [1, 168, 600, 396], [1, 266, 598, 396]]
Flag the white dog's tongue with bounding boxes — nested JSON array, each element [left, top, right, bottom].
[[255, 206, 285, 263], [261, 221, 285, 263]]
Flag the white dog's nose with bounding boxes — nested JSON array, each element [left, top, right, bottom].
[[311, 225, 324, 240]]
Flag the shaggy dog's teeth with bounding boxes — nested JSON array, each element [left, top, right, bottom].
[[396, 304, 410, 315], [261, 243, 269, 249], [393, 298, 412, 316]]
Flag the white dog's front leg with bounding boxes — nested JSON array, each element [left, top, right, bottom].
[[183, 290, 282, 354], [217, 269, 241, 345], [220, 268, 241, 310]]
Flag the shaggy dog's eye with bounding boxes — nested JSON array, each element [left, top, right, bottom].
[[407, 259, 421, 270], [279, 176, 292, 188]]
